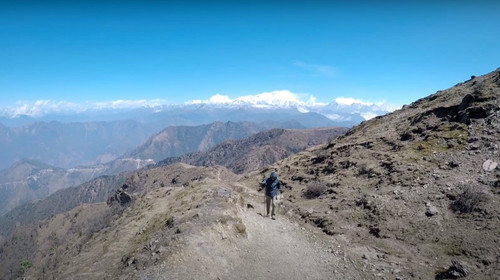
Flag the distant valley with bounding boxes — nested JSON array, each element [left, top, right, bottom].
[[0, 121, 347, 216], [0, 120, 157, 170], [0, 105, 346, 171]]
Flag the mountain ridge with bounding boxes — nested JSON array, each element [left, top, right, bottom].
[[0, 110, 340, 171], [0, 126, 346, 234], [0, 121, 326, 216], [0, 68, 498, 279], [160, 127, 348, 174]]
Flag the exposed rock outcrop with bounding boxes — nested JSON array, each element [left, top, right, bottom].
[[106, 184, 132, 206]]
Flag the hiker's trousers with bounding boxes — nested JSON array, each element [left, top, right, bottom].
[[265, 195, 278, 216]]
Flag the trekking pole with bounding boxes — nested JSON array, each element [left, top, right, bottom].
[[261, 175, 266, 216], [264, 193, 266, 217], [258, 175, 265, 216], [278, 192, 282, 214]]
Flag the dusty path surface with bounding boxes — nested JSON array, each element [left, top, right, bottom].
[[230, 188, 372, 280], [149, 183, 369, 280], [233, 193, 336, 279], [117, 181, 369, 280]]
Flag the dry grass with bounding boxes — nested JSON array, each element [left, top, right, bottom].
[[450, 186, 489, 213]]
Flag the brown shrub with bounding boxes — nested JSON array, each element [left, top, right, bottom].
[[450, 186, 488, 213], [304, 182, 327, 199]]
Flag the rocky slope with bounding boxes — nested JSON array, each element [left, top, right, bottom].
[[0, 68, 499, 279], [0, 164, 366, 280], [244, 68, 500, 279], [160, 127, 347, 174]]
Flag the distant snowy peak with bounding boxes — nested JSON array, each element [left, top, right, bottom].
[[186, 91, 400, 121], [321, 97, 400, 121], [186, 90, 321, 108]]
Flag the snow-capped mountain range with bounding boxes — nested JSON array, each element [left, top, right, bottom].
[[0, 90, 399, 127], [188, 90, 398, 120]]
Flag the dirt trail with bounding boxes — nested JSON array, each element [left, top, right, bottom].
[[233, 193, 337, 279], [133, 183, 369, 280], [228, 188, 367, 280]]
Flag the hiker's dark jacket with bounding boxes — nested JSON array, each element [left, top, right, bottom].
[[261, 172, 281, 198]]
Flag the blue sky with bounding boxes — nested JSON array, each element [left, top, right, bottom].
[[1, 1, 499, 111]]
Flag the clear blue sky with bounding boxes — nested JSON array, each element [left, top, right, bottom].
[[1, 0, 499, 108]]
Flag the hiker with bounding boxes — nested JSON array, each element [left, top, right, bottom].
[[259, 171, 282, 219]]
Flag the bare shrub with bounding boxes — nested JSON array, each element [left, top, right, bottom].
[[358, 164, 371, 175], [358, 164, 380, 177], [450, 186, 488, 213], [304, 181, 327, 199]]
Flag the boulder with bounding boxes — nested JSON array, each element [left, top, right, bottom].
[[117, 190, 132, 205], [106, 185, 132, 206], [425, 202, 439, 217], [482, 160, 498, 172], [436, 260, 467, 279]]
